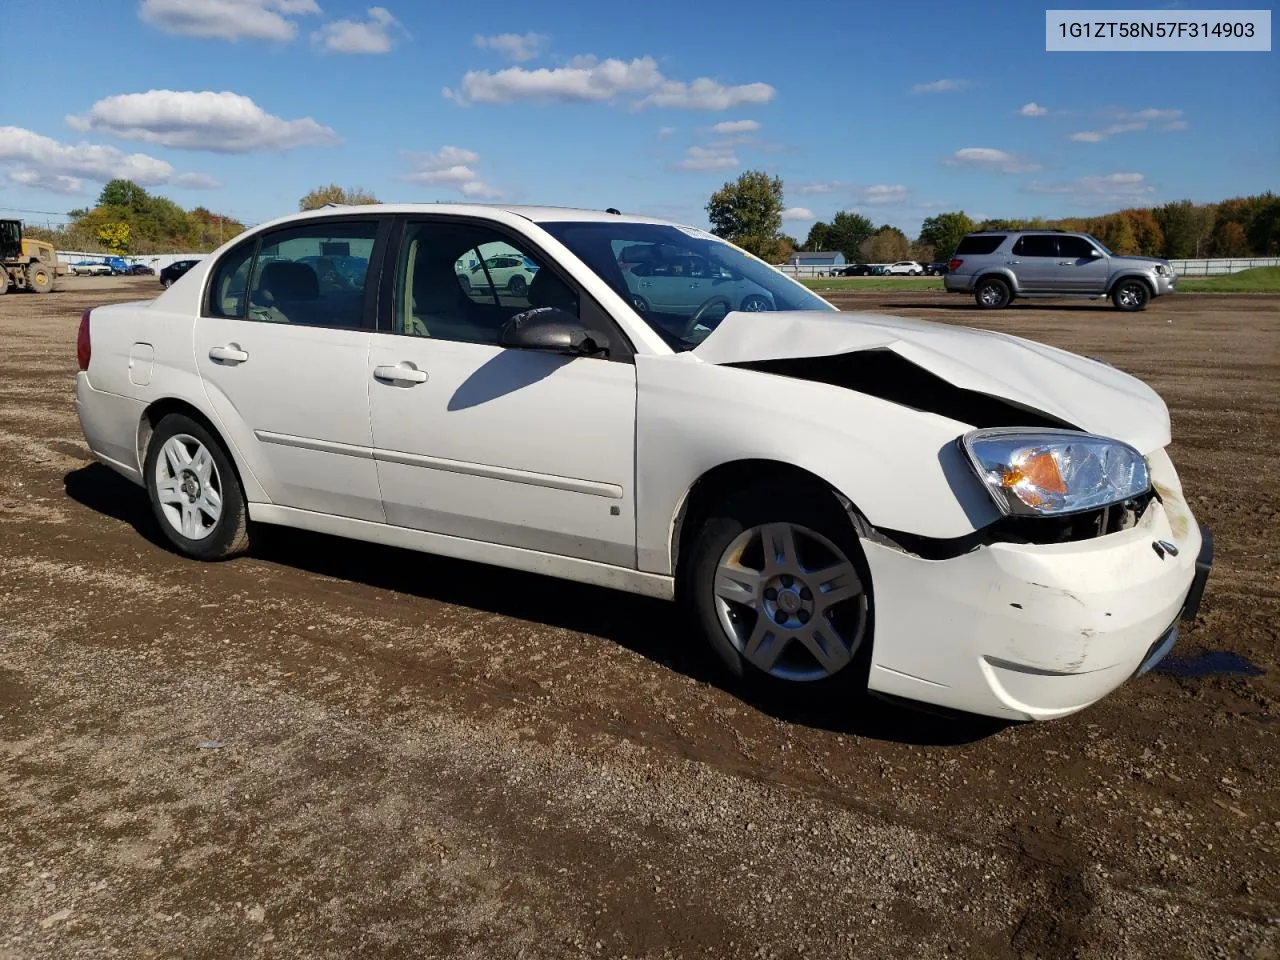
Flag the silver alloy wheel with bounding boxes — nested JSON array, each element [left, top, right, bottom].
[[740, 295, 771, 312], [154, 434, 223, 541], [1117, 284, 1143, 308], [713, 522, 868, 681], [979, 282, 1005, 306]]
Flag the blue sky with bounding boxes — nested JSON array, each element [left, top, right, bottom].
[[1, 0, 1275, 238]]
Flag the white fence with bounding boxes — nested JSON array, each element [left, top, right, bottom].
[[1168, 257, 1280, 276]]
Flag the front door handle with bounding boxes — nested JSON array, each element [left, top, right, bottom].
[[209, 344, 249, 363], [1057, 260, 1076, 266], [373, 363, 428, 385], [1006, 260, 1022, 265]]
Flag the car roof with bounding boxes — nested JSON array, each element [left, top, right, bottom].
[[268, 203, 693, 229]]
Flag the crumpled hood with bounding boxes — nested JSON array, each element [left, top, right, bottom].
[[693, 310, 1171, 452]]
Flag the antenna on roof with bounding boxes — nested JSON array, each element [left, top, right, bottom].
[[605, 207, 621, 215]]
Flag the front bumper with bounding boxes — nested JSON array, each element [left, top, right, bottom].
[[1154, 273, 1177, 296], [863, 481, 1210, 721]]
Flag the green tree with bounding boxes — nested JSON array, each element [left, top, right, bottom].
[[861, 226, 912, 262], [803, 221, 832, 251], [916, 211, 976, 261], [706, 170, 785, 261], [98, 179, 151, 211], [299, 184, 379, 211], [826, 211, 875, 262], [1154, 200, 1215, 258], [1246, 196, 1280, 254]]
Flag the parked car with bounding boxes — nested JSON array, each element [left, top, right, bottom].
[[159, 258, 202, 288], [883, 261, 925, 276], [944, 230, 1177, 311], [73, 203, 1211, 722], [840, 264, 876, 277], [69, 260, 112, 277], [924, 262, 949, 276], [105, 256, 130, 276], [129, 264, 156, 276], [622, 250, 774, 320], [456, 250, 539, 297]]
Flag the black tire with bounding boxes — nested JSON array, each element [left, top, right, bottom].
[[1111, 279, 1149, 312], [160, 277, 172, 289], [680, 483, 872, 695], [457, 274, 471, 294], [0, 273, 8, 295], [739, 294, 772, 312], [975, 276, 1012, 309], [27, 262, 54, 293], [144, 413, 251, 561], [507, 274, 528, 296]]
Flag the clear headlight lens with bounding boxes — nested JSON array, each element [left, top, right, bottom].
[[962, 428, 1150, 517]]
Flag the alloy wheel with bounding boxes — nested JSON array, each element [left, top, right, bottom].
[[713, 522, 868, 681], [154, 434, 223, 540]]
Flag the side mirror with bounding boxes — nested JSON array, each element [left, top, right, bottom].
[[500, 307, 609, 357], [1089, 248, 1104, 258]]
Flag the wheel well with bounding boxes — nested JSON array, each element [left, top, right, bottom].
[[976, 272, 1012, 291], [670, 459, 861, 580], [1107, 274, 1154, 296], [137, 399, 227, 472]]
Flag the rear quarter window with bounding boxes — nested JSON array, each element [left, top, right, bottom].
[[955, 235, 1005, 255]]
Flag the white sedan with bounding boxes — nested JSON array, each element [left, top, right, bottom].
[[883, 261, 925, 276], [73, 204, 1212, 721]]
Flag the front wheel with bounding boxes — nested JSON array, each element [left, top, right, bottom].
[[1112, 280, 1149, 312], [160, 277, 172, 288], [145, 414, 251, 561], [683, 486, 871, 691], [28, 262, 54, 293]]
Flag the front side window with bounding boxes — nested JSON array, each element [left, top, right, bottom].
[[1012, 235, 1058, 257], [541, 222, 835, 351], [244, 220, 378, 328], [1057, 235, 1097, 259], [394, 223, 572, 345]]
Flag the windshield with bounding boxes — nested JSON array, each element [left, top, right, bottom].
[[540, 221, 836, 351]]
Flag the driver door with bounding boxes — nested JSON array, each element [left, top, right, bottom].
[[367, 217, 639, 567]]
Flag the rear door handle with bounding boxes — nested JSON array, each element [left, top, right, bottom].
[[373, 363, 428, 385], [209, 345, 249, 363]]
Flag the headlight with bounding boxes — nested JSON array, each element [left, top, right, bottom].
[[962, 428, 1150, 517], [1156, 264, 1172, 276]]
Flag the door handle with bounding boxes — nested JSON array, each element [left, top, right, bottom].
[[1057, 261, 1076, 266], [373, 363, 428, 385], [209, 345, 249, 363], [1006, 260, 1022, 265]]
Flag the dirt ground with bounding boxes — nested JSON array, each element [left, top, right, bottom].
[[1, 276, 1277, 959]]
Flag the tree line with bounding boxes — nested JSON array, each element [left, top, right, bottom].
[[25, 180, 247, 256], [706, 171, 1280, 263]]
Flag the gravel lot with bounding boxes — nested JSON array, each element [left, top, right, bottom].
[[2, 276, 1277, 959]]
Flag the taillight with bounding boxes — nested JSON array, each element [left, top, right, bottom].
[[948, 258, 963, 271], [76, 310, 91, 371]]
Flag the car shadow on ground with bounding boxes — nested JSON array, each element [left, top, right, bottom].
[[64, 463, 1008, 748]]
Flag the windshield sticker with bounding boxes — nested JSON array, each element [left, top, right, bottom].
[[674, 225, 716, 242]]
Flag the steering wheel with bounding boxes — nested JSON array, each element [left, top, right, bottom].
[[681, 296, 732, 340]]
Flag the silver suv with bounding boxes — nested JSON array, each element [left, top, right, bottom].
[[944, 230, 1176, 311]]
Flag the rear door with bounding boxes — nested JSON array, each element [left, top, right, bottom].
[[1008, 235, 1060, 292], [1055, 235, 1110, 293], [193, 216, 389, 521]]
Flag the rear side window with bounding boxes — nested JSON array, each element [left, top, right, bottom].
[[955, 235, 1005, 255], [208, 242, 256, 318], [1012, 235, 1058, 257]]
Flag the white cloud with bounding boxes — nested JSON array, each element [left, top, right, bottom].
[[401, 146, 500, 198], [711, 119, 760, 134], [1069, 107, 1186, 142], [138, 0, 321, 42], [9, 170, 82, 194], [911, 78, 968, 94], [67, 90, 340, 153], [675, 143, 738, 171], [0, 125, 214, 193], [444, 55, 775, 111], [636, 78, 775, 111], [794, 181, 843, 196], [861, 184, 909, 205], [781, 206, 814, 221], [1018, 102, 1048, 117], [313, 7, 408, 54], [943, 147, 1041, 173], [173, 172, 223, 189], [1024, 172, 1155, 205], [657, 126, 676, 139], [473, 32, 548, 62]]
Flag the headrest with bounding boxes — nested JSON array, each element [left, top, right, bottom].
[[413, 255, 464, 314], [259, 260, 318, 301], [528, 269, 577, 311]]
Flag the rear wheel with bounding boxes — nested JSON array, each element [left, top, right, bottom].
[[145, 414, 251, 561], [1111, 279, 1149, 312], [683, 485, 872, 693], [0, 272, 8, 295], [160, 276, 172, 289], [975, 276, 1011, 309], [507, 274, 528, 296], [740, 294, 771, 312], [27, 262, 54, 293]]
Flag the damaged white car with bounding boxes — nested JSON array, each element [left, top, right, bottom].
[[74, 205, 1213, 721]]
